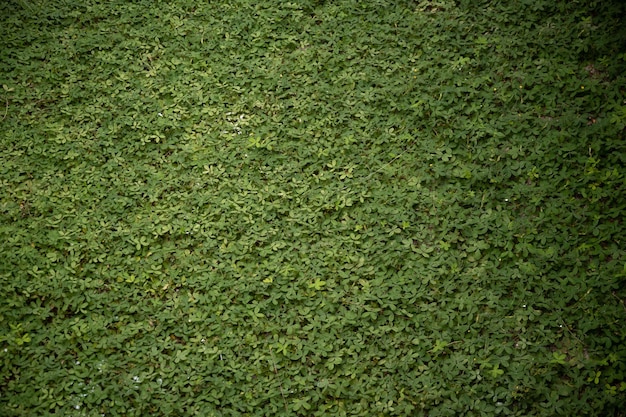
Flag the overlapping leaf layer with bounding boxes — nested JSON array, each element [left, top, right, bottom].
[[1, 0, 625, 415]]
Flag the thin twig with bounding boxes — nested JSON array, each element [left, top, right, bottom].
[[269, 346, 288, 414], [612, 292, 626, 314], [1, 97, 7, 121], [559, 319, 584, 346], [569, 288, 592, 310]]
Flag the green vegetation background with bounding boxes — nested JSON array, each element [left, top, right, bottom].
[[1, 0, 625, 415]]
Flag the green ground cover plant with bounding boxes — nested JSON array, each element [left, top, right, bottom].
[[1, 0, 625, 415]]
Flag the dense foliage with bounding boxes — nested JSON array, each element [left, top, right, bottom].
[[1, 0, 625, 415]]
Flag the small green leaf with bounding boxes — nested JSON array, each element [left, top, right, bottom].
[[488, 364, 504, 378]]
